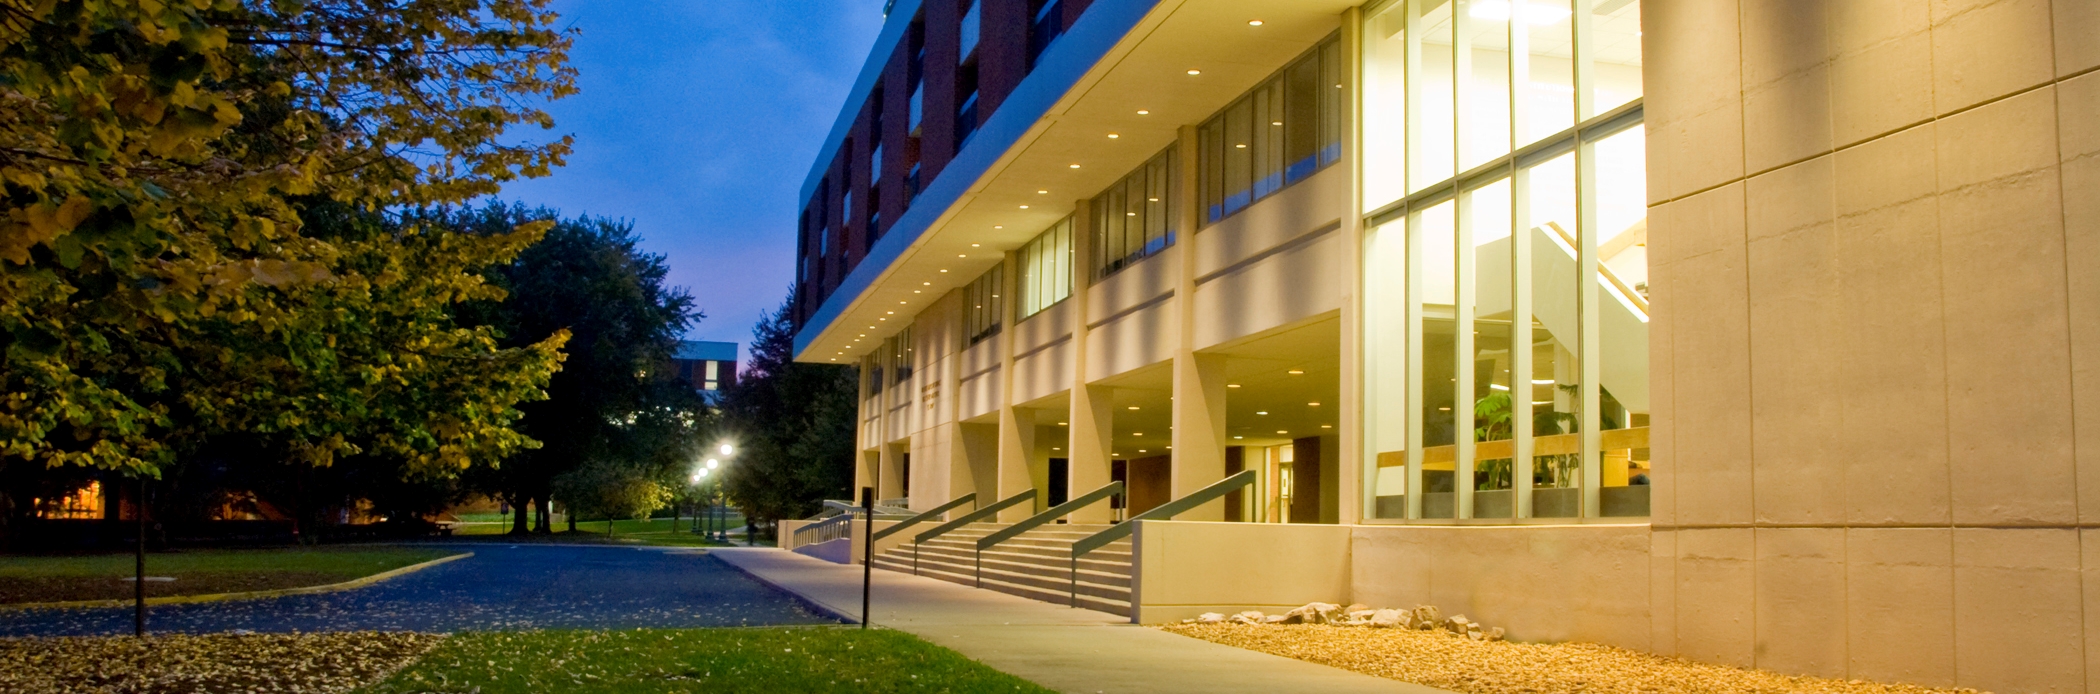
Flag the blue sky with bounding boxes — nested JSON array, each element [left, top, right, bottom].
[[499, 1, 886, 345]]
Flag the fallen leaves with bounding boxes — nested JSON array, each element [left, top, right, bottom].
[[1160, 624, 1980, 694], [0, 631, 445, 694]]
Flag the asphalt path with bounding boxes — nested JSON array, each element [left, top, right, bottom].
[[0, 544, 839, 636]]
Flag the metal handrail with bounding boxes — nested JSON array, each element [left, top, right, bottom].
[[1068, 469, 1258, 607], [876, 497, 909, 508], [873, 493, 977, 542], [793, 513, 854, 545], [976, 482, 1122, 587], [911, 489, 1035, 575]]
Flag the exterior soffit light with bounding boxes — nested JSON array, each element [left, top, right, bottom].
[[1248, 19, 1264, 26], [1137, 109, 1150, 115], [1186, 69, 1201, 75]]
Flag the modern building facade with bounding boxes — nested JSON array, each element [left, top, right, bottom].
[[789, 1, 2096, 691], [671, 340, 739, 404]]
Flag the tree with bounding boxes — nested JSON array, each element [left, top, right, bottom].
[[0, 0, 579, 530], [719, 292, 856, 528], [444, 204, 699, 534], [553, 458, 671, 533]]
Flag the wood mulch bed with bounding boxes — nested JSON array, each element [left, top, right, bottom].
[[1161, 623, 1981, 694]]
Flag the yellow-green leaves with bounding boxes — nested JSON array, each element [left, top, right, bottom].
[[0, 1, 577, 478]]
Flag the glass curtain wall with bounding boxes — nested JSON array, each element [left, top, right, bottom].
[[1361, 0, 1647, 521], [963, 265, 1003, 346], [1017, 217, 1074, 319], [1091, 146, 1178, 278], [1197, 36, 1344, 226]]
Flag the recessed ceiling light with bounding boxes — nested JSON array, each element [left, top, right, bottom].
[[899, 301, 907, 304], [1256, 411, 1268, 415], [1127, 406, 1140, 410], [1137, 109, 1150, 115], [1248, 19, 1264, 26], [886, 311, 894, 315], [940, 269, 949, 273], [1227, 384, 1241, 388], [1134, 432, 1143, 436], [1068, 164, 1081, 169], [1236, 143, 1247, 149], [958, 253, 968, 258], [1321, 424, 1333, 429], [922, 282, 931, 286], [971, 243, 981, 247], [1186, 69, 1201, 75], [1308, 402, 1320, 407], [1276, 430, 1288, 434], [1138, 449, 1147, 453], [1288, 369, 1305, 375], [1037, 190, 1048, 194], [1107, 133, 1120, 139], [1233, 435, 1244, 440], [1058, 422, 1068, 426], [1020, 205, 1030, 209], [913, 290, 922, 293]]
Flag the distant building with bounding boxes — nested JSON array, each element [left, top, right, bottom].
[[672, 340, 739, 403]]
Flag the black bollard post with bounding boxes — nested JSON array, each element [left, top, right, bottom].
[[134, 477, 145, 638], [860, 485, 874, 630]]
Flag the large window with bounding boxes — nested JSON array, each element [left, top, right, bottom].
[[1090, 146, 1177, 278], [963, 264, 1003, 346], [891, 326, 915, 382], [1362, 0, 1646, 522], [1016, 217, 1073, 319], [1198, 36, 1343, 226]]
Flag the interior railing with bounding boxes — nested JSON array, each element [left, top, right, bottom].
[[873, 493, 977, 543], [1068, 469, 1258, 608], [911, 489, 1036, 575], [974, 482, 1123, 587]]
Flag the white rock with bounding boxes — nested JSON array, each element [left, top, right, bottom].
[[1369, 608, 1408, 628], [1194, 612, 1227, 624]]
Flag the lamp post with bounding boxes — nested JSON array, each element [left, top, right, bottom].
[[693, 442, 734, 543]]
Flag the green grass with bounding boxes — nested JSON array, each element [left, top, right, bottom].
[[362, 627, 1053, 693], [0, 546, 452, 580], [0, 546, 455, 603]]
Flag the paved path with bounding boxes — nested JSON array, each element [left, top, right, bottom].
[[711, 547, 1454, 694], [0, 545, 837, 636]]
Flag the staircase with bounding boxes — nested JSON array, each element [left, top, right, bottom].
[[869, 522, 1133, 616]]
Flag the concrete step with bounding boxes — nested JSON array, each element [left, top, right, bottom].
[[872, 557, 1131, 615], [874, 550, 1130, 601], [903, 543, 1131, 576]]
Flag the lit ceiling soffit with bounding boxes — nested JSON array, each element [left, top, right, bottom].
[[793, 0, 1352, 362]]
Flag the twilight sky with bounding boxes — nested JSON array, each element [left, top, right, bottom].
[[498, 1, 886, 345]]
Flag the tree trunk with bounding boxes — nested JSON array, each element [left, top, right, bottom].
[[509, 493, 529, 535]]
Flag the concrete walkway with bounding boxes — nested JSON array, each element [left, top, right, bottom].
[[711, 547, 1452, 694]]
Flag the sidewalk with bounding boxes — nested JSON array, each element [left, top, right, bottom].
[[710, 547, 1453, 694]]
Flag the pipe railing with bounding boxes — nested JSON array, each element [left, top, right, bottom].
[[792, 513, 854, 546], [1068, 469, 1259, 607], [873, 493, 977, 542], [976, 482, 1123, 587], [911, 489, 1036, 575]]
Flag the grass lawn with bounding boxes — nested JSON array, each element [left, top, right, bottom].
[[0, 546, 455, 604], [362, 627, 1052, 693], [451, 516, 755, 548]]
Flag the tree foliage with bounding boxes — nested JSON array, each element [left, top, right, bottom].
[[442, 204, 700, 533], [719, 292, 855, 524], [0, 0, 578, 481]]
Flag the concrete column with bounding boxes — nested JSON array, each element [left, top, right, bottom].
[[995, 407, 1037, 518], [877, 442, 904, 502], [1068, 384, 1116, 522], [1065, 196, 1115, 523], [1167, 124, 1228, 521], [993, 250, 1036, 518], [1335, 4, 1366, 524], [1169, 352, 1230, 520]]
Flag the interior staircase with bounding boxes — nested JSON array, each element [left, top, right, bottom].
[[868, 522, 1132, 616]]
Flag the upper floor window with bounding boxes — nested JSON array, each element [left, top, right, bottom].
[[962, 264, 1002, 346], [1091, 145, 1178, 279], [1027, 0, 1064, 67], [958, 0, 982, 62], [1016, 216, 1073, 319], [890, 326, 916, 382], [871, 142, 884, 182], [1198, 35, 1343, 226]]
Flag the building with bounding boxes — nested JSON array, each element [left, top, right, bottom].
[[787, 1, 2095, 691], [672, 340, 739, 403]]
